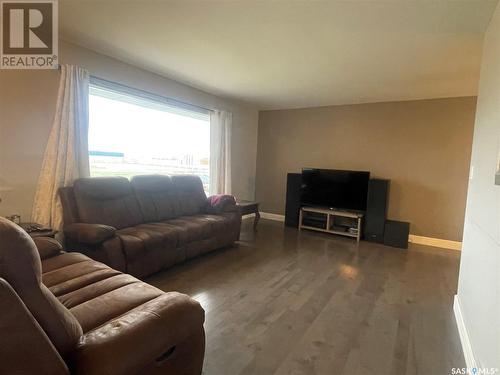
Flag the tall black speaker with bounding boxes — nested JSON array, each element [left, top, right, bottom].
[[285, 173, 302, 227], [364, 179, 389, 243]]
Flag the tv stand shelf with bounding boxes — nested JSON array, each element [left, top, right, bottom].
[[299, 206, 363, 242]]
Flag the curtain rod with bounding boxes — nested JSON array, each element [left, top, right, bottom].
[[56, 65, 214, 114], [90, 76, 212, 115]]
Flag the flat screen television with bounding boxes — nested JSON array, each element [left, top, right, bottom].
[[301, 168, 370, 212]]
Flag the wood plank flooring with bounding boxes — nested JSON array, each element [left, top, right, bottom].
[[147, 219, 465, 375]]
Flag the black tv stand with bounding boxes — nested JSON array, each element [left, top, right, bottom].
[[299, 206, 363, 242]]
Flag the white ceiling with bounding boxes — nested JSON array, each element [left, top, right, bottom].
[[60, 0, 498, 109]]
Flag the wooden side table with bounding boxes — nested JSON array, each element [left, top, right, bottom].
[[236, 200, 260, 231], [19, 223, 58, 238], [299, 207, 363, 242]]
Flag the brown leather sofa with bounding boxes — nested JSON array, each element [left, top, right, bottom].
[[59, 175, 241, 278], [0, 217, 205, 374]]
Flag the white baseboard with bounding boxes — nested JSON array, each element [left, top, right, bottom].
[[260, 212, 285, 222], [408, 234, 462, 251], [258, 211, 462, 250], [454, 295, 478, 369]]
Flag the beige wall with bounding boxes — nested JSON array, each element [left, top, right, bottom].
[[0, 40, 259, 221], [457, 1, 500, 367], [256, 97, 477, 241], [0, 70, 60, 221]]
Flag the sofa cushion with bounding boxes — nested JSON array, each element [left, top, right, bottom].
[[115, 223, 188, 277], [70, 282, 164, 333], [43, 256, 118, 294], [173, 215, 229, 237], [171, 175, 208, 216], [116, 224, 179, 262], [42, 252, 90, 273], [164, 216, 214, 242], [131, 175, 181, 222], [56, 274, 138, 309], [33, 237, 64, 259], [42, 252, 164, 333], [73, 177, 143, 229]]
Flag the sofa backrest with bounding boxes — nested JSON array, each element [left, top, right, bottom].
[[0, 217, 82, 358], [73, 177, 144, 229], [171, 175, 208, 216], [61, 175, 208, 228], [131, 174, 208, 220], [131, 174, 181, 222]]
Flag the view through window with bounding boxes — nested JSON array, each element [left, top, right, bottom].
[[88, 85, 210, 192]]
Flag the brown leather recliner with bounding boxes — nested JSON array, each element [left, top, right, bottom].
[[0, 217, 205, 374], [59, 174, 241, 278]]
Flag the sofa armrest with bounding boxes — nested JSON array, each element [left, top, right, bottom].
[[33, 237, 64, 259], [206, 194, 237, 214], [64, 223, 116, 245], [72, 292, 205, 375]]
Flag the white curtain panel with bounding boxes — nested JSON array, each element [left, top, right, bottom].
[[209, 110, 232, 195], [32, 65, 90, 229]]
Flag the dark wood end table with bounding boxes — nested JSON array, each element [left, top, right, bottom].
[[236, 200, 260, 231], [19, 223, 58, 238]]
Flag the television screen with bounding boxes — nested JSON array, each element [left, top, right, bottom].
[[301, 168, 370, 211]]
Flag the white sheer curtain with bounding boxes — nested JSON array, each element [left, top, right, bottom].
[[209, 110, 232, 195], [32, 65, 90, 229]]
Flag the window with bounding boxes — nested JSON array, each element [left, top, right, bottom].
[[88, 81, 210, 192]]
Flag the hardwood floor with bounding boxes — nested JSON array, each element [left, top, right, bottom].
[[147, 219, 465, 375]]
